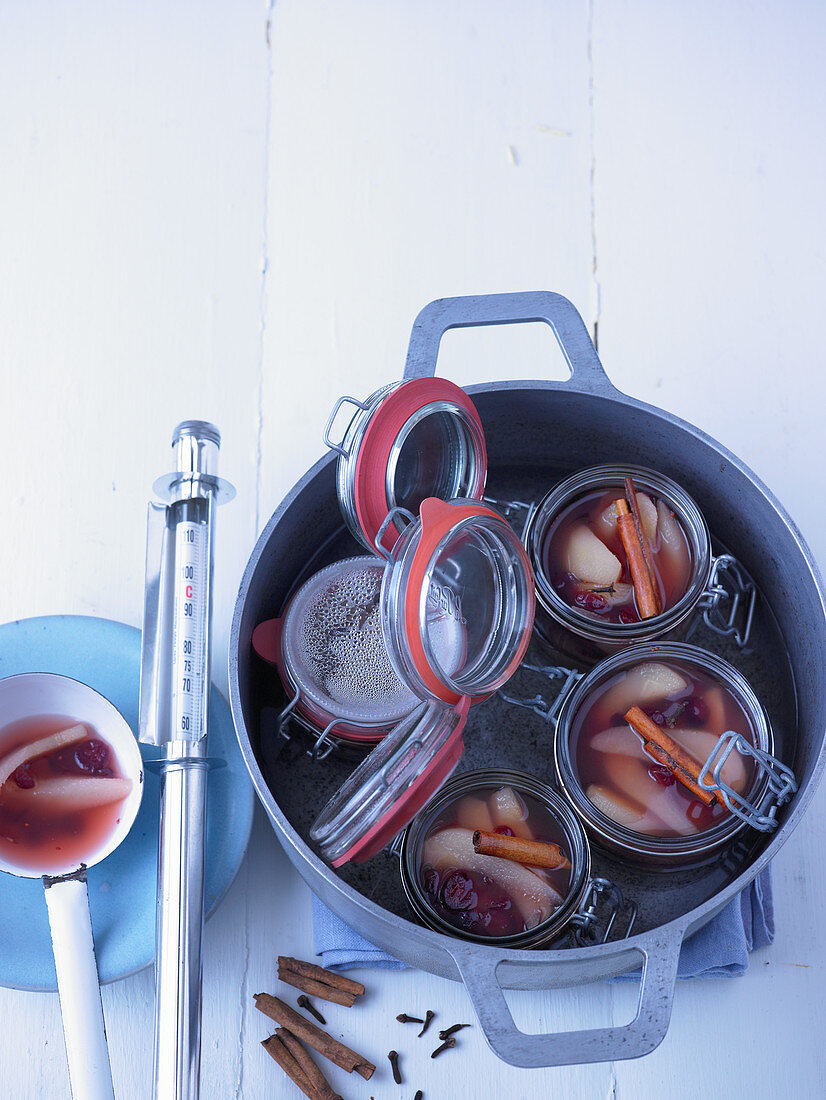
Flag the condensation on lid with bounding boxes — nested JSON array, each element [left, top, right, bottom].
[[281, 556, 418, 725]]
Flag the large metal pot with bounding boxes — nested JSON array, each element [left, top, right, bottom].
[[228, 291, 826, 1068]]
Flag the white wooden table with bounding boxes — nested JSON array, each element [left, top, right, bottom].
[[1, 2, 824, 1097]]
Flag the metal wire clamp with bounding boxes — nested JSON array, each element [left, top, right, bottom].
[[697, 732, 797, 832]]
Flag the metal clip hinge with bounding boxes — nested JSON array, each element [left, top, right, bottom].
[[482, 495, 539, 541], [697, 554, 758, 648], [499, 663, 583, 727], [571, 878, 637, 946], [697, 731, 797, 833], [323, 395, 369, 457]]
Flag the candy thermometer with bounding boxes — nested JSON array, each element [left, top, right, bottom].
[[139, 421, 234, 1100]]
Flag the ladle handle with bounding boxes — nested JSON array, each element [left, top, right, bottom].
[[403, 290, 616, 395], [44, 873, 115, 1100], [448, 923, 684, 1068]]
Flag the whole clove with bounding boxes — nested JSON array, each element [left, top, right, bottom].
[[296, 994, 326, 1026], [387, 1049, 402, 1085], [438, 1023, 471, 1040], [396, 1013, 424, 1024], [430, 1037, 456, 1059], [414, 1092, 423, 1100], [418, 1010, 436, 1037]]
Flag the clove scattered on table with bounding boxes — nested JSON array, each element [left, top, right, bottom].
[[396, 1013, 425, 1024], [296, 994, 326, 1025], [438, 1023, 471, 1040], [430, 1036, 456, 1059], [417, 1010, 436, 1037], [387, 1049, 402, 1084]]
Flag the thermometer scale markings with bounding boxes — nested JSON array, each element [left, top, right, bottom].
[[171, 520, 207, 742]]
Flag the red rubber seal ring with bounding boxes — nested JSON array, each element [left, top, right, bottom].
[[352, 378, 486, 554]]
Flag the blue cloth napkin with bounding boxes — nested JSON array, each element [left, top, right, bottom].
[[312, 867, 773, 979]]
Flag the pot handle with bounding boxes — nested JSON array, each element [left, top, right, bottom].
[[403, 291, 616, 396], [447, 923, 684, 1068]]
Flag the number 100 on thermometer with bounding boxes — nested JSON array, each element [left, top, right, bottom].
[[171, 519, 209, 742]]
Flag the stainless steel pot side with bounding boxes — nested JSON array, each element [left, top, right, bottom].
[[228, 291, 826, 1069]]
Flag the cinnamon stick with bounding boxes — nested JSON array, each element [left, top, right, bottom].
[[261, 1034, 316, 1100], [278, 970, 357, 1007], [624, 705, 717, 806], [278, 955, 364, 1004], [277, 1028, 343, 1100], [624, 477, 662, 616], [472, 830, 572, 870], [254, 992, 375, 1080], [615, 499, 661, 619]]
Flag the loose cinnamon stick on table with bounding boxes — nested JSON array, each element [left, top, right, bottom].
[[615, 499, 661, 619], [278, 956, 364, 1006], [624, 477, 662, 615], [277, 1028, 343, 1100], [279, 970, 357, 1007], [472, 830, 572, 870], [254, 992, 376, 1080], [261, 1034, 316, 1100], [278, 956, 365, 997], [624, 705, 717, 806]]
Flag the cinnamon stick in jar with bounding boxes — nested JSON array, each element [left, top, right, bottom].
[[615, 499, 661, 619], [472, 830, 572, 870], [624, 705, 717, 806], [623, 476, 662, 614]]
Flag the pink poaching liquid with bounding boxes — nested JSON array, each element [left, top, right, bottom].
[[571, 662, 758, 838], [542, 487, 693, 623], [417, 786, 572, 938], [0, 714, 129, 872]]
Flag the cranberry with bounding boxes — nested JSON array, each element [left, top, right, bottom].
[[74, 739, 110, 774], [422, 866, 439, 895], [648, 765, 676, 786], [618, 606, 638, 624], [441, 870, 477, 911], [684, 696, 709, 725], [574, 591, 608, 614], [493, 825, 515, 836], [12, 765, 35, 789]]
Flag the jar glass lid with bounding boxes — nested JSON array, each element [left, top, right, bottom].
[[311, 697, 471, 865], [343, 378, 487, 554], [382, 498, 536, 705]]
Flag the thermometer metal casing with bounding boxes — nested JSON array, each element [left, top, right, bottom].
[[139, 421, 234, 1100]]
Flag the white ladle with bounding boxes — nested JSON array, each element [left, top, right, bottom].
[[0, 673, 144, 1100]]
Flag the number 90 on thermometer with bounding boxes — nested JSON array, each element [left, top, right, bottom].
[[171, 517, 210, 743]]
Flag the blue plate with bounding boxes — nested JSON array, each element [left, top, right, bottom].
[[0, 615, 254, 991]]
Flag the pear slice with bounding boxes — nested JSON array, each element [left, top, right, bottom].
[[594, 492, 657, 544], [590, 725, 649, 760], [586, 784, 645, 827], [600, 662, 689, 719], [488, 786, 532, 838], [605, 756, 696, 835], [565, 524, 621, 586], [0, 724, 88, 791], [455, 796, 495, 833], [422, 827, 563, 929], [655, 500, 692, 590], [3, 775, 133, 811], [670, 728, 748, 793]]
